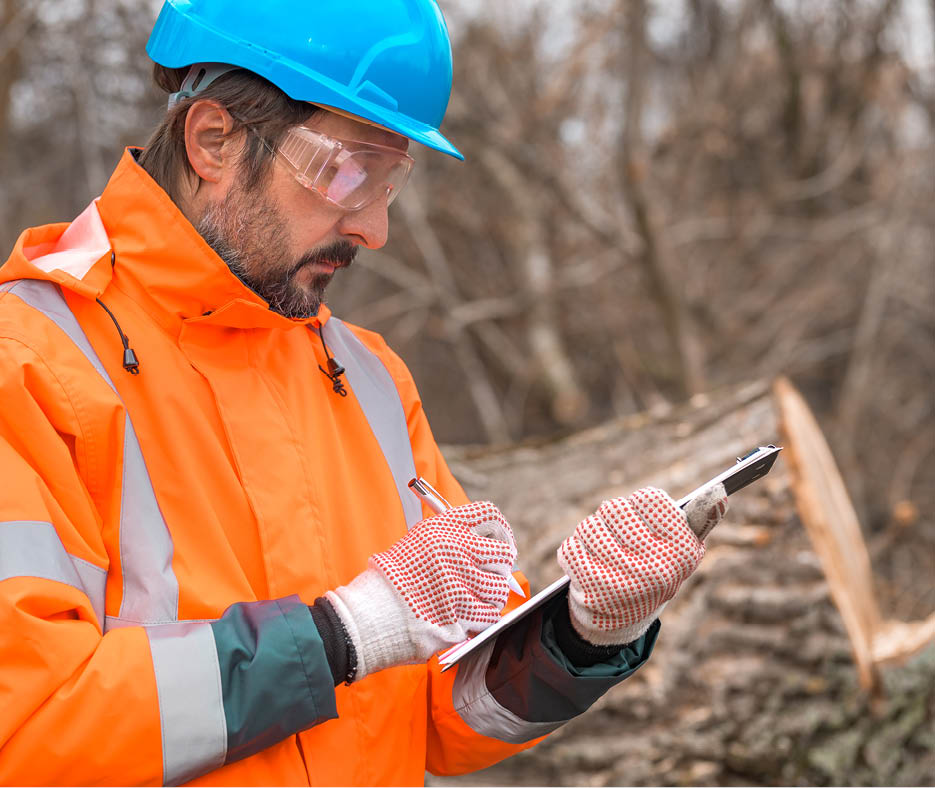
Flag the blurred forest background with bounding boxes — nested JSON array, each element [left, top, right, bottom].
[[1, 0, 933, 783]]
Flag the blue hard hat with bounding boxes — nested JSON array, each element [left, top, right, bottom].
[[146, 0, 463, 160]]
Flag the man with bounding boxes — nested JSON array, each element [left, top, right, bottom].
[[0, 1, 727, 784]]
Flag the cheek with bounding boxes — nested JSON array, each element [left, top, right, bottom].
[[293, 217, 337, 249], [272, 184, 345, 246]]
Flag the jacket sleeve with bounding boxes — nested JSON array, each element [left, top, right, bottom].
[[0, 334, 337, 786], [380, 341, 658, 776], [425, 593, 659, 774]]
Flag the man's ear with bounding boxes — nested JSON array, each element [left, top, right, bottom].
[[184, 100, 238, 184]]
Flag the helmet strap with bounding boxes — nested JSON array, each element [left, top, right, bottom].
[[168, 63, 241, 109]]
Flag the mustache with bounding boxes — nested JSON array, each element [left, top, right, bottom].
[[290, 241, 358, 277]]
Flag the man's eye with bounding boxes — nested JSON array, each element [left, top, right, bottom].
[[327, 162, 369, 202]]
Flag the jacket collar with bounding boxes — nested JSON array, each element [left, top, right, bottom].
[[2, 148, 331, 337]]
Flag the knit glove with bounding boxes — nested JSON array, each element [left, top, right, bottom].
[[557, 484, 728, 646], [326, 501, 517, 681]]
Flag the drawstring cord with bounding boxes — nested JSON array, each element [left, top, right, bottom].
[[96, 251, 140, 375], [94, 253, 344, 387], [317, 326, 347, 397], [96, 298, 140, 374]]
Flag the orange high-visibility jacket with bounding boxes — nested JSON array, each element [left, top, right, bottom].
[[0, 151, 655, 786]]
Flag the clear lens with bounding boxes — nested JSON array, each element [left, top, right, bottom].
[[275, 127, 413, 210], [278, 127, 334, 186]]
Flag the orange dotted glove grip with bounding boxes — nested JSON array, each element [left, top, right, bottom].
[[371, 502, 517, 630], [327, 501, 517, 680], [557, 486, 725, 646]]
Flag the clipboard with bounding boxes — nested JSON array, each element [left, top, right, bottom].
[[437, 444, 782, 671]]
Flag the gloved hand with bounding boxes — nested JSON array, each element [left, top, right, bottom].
[[557, 484, 728, 646], [326, 501, 517, 681]]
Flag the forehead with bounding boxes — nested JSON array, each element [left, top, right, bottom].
[[304, 108, 410, 152]]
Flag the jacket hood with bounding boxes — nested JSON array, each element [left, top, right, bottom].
[[1, 148, 331, 336]]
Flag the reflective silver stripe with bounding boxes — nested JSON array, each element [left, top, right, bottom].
[[0, 520, 106, 626], [2, 280, 113, 383], [147, 622, 227, 785], [118, 413, 178, 623], [452, 641, 565, 743], [71, 554, 108, 627], [3, 279, 179, 626], [324, 318, 422, 528]]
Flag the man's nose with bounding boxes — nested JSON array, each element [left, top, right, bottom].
[[336, 193, 391, 250]]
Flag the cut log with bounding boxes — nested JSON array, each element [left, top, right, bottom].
[[775, 377, 935, 689], [430, 377, 935, 787]]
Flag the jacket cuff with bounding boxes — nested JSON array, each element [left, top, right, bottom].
[[484, 592, 659, 725], [449, 590, 660, 744], [550, 599, 635, 667], [210, 595, 338, 764], [309, 597, 357, 685], [539, 593, 660, 680]]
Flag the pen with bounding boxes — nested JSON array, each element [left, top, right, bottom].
[[408, 477, 526, 599]]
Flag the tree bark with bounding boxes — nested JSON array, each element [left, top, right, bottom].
[[431, 378, 935, 787]]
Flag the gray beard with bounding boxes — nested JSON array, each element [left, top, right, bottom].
[[196, 196, 328, 320]]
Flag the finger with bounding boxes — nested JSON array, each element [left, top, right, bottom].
[[559, 534, 667, 622], [446, 501, 518, 571], [557, 532, 608, 591], [473, 546, 517, 579], [445, 501, 517, 548], [458, 567, 511, 612], [626, 487, 692, 539], [683, 482, 729, 541], [622, 487, 706, 579], [594, 497, 659, 553], [433, 527, 515, 578], [568, 510, 629, 557], [458, 597, 509, 635], [468, 507, 516, 551], [627, 487, 707, 571], [558, 532, 649, 604]]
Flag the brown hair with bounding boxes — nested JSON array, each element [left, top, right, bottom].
[[138, 64, 320, 204]]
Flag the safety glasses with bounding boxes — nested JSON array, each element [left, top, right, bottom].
[[255, 125, 414, 211]]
